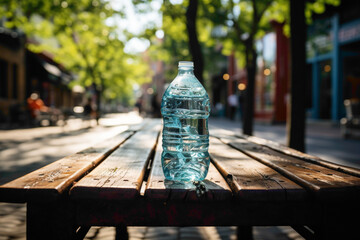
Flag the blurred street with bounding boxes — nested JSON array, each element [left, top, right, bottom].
[[0, 112, 142, 185]]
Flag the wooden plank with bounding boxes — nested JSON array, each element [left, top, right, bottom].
[[209, 137, 307, 201], [0, 129, 134, 203], [219, 136, 360, 200], [244, 135, 360, 178], [71, 121, 161, 201], [145, 135, 232, 201]]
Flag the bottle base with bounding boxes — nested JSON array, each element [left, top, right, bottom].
[[161, 151, 210, 182], [163, 169, 207, 182]]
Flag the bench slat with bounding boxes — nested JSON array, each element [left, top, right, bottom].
[[209, 137, 307, 201], [245, 135, 360, 178], [145, 135, 232, 201], [220, 136, 360, 200], [0, 129, 134, 203], [70, 120, 161, 200]]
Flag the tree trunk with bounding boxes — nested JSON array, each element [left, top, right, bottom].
[[287, 0, 306, 151], [243, 41, 257, 136], [186, 0, 204, 84]]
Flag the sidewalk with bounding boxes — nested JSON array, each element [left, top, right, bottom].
[[0, 112, 142, 185]]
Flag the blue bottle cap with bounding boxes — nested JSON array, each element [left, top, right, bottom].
[[178, 61, 194, 67]]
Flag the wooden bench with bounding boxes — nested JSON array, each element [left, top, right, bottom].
[[1, 118, 360, 240]]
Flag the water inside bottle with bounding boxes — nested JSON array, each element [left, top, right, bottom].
[[161, 66, 210, 182]]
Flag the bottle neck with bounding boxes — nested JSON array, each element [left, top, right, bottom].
[[178, 67, 194, 75]]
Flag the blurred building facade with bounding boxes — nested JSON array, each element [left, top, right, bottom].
[[26, 50, 73, 110], [255, 22, 289, 123], [0, 27, 74, 124], [138, 49, 165, 117], [306, 0, 360, 122], [225, 0, 360, 124], [0, 27, 26, 123], [227, 22, 290, 123]]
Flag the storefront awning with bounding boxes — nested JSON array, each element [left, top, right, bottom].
[[43, 62, 62, 77], [41, 59, 73, 85]]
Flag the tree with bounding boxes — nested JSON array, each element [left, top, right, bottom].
[[145, 0, 226, 90], [186, 0, 204, 84], [156, 0, 192, 80], [205, 0, 340, 138], [0, 0, 152, 108], [287, 0, 306, 151], [198, 0, 275, 135], [286, 0, 341, 151], [130, 0, 219, 105], [206, 0, 273, 135]]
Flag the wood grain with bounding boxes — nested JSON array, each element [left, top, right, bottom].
[[0, 129, 134, 203], [244, 135, 360, 178], [209, 137, 307, 201], [145, 135, 232, 201], [220, 136, 360, 200], [71, 120, 161, 200]]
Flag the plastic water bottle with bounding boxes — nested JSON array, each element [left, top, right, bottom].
[[161, 61, 210, 182]]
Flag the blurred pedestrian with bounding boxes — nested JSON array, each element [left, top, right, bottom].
[[238, 91, 244, 121], [135, 97, 143, 116], [151, 93, 161, 118], [82, 98, 97, 127], [83, 98, 96, 118], [227, 94, 238, 120], [215, 102, 224, 117], [27, 93, 49, 122]]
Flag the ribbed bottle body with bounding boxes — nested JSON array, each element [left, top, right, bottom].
[[161, 63, 210, 182]]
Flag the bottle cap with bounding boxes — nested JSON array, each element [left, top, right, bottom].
[[178, 61, 194, 67]]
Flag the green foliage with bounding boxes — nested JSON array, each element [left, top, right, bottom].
[[0, 0, 342, 107], [140, 0, 227, 91], [158, 1, 190, 81], [264, 0, 341, 37], [0, 0, 151, 104], [200, 0, 341, 68]]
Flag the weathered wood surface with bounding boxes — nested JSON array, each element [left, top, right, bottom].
[[244, 135, 360, 178], [218, 135, 360, 200], [145, 135, 232, 201], [209, 137, 307, 201], [2, 118, 360, 240], [70, 120, 161, 200], [0, 129, 135, 203]]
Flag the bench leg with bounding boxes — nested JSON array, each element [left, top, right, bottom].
[[27, 201, 77, 240], [237, 226, 253, 240], [115, 225, 129, 240]]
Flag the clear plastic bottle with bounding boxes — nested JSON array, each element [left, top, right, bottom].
[[161, 61, 210, 182]]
